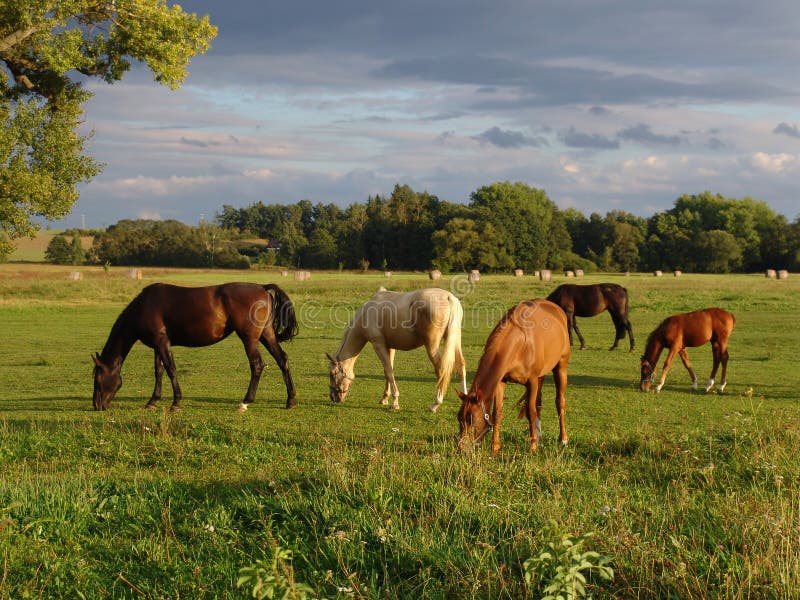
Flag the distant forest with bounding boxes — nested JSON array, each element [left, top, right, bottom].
[[76, 182, 799, 273]]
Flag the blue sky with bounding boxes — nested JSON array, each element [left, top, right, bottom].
[[60, 1, 800, 229]]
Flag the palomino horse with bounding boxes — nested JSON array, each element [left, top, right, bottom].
[[546, 283, 634, 351], [639, 307, 735, 393], [457, 298, 570, 455], [327, 288, 467, 412], [92, 283, 298, 412]]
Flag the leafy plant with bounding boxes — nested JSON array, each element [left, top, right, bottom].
[[237, 547, 318, 600], [523, 521, 614, 600]]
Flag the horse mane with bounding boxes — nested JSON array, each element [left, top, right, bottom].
[[101, 288, 148, 360]]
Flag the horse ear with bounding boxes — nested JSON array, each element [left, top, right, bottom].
[[456, 389, 468, 401], [325, 352, 334, 363], [92, 353, 103, 367]]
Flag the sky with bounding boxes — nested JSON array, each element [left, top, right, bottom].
[[59, 0, 800, 229]]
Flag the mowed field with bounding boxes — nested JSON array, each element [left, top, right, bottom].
[[0, 264, 798, 599]]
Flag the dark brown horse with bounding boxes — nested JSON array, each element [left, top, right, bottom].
[[92, 282, 298, 412], [546, 283, 634, 351], [640, 307, 735, 393], [457, 299, 570, 455]]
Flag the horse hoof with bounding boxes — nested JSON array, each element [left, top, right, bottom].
[[391, 404, 400, 411], [144, 403, 158, 410], [286, 400, 297, 409], [429, 404, 441, 413], [237, 403, 248, 412], [169, 405, 181, 413], [379, 398, 389, 406]]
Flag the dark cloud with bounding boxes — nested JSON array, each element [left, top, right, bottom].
[[589, 106, 611, 116], [559, 126, 619, 149], [473, 126, 545, 148], [774, 122, 800, 138], [180, 137, 221, 148], [617, 124, 682, 146]]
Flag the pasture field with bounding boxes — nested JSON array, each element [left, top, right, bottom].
[[0, 264, 798, 599]]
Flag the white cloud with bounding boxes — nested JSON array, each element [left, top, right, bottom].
[[750, 152, 798, 174]]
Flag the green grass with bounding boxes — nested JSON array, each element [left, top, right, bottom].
[[0, 265, 798, 598]]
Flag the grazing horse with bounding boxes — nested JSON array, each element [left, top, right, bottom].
[[457, 299, 570, 455], [546, 283, 634, 351], [327, 288, 467, 412], [92, 283, 298, 412], [639, 307, 735, 393]]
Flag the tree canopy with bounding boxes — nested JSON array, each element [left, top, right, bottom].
[[0, 1, 217, 258]]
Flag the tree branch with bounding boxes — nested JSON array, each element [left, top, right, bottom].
[[0, 26, 42, 54]]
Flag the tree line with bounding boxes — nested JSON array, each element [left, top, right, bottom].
[[215, 183, 799, 273], [47, 182, 800, 273]]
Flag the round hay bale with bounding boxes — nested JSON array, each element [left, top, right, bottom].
[[565, 270, 575, 278], [653, 270, 663, 277], [539, 269, 552, 282], [673, 270, 682, 277], [574, 269, 584, 277], [127, 268, 142, 280], [429, 269, 442, 280], [280, 270, 288, 277], [765, 269, 777, 278], [514, 269, 524, 277], [384, 271, 392, 278], [293, 270, 311, 281], [468, 270, 480, 282], [778, 269, 789, 280], [624, 271, 630, 277], [533, 270, 540, 278], [68, 271, 83, 281]]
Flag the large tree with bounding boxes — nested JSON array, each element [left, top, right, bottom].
[[0, 1, 217, 258]]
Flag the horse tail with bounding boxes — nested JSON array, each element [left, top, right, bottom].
[[437, 294, 464, 394], [263, 284, 299, 342]]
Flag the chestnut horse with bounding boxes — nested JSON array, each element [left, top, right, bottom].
[[457, 298, 570, 454], [92, 282, 298, 412], [639, 307, 735, 393], [546, 283, 634, 351], [327, 288, 467, 412]]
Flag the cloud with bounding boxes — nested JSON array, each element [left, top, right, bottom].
[[617, 124, 682, 146], [773, 122, 800, 138], [559, 126, 619, 149], [750, 152, 797, 173], [472, 126, 545, 149]]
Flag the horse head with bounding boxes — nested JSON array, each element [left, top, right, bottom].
[[326, 353, 354, 403], [92, 353, 122, 410], [456, 389, 492, 451], [639, 356, 656, 392]]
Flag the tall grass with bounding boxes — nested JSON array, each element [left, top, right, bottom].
[[0, 266, 798, 598]]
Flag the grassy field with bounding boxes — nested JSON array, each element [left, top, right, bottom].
[[0, 264, 798, 598]]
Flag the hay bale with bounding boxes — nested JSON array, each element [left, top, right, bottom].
[[293, 270, 311, 281], [127, 268, 142, 280], [565, 270, 575, 278], [429, 269, 442, 280], [533, 270, 540, 278], [68, 271, 83, 281], [778, 269, 789, 280], [653, 270, 663, 277], [514, 269, 524, 277], [623, 271, 630, 277], [384, 271, 392, 278], [765, 269, 777, 278], [468, 270, 480, 282], [280, 270, 288, 277], [574, 269, 584, 277], [673, 270, 682, 277], [539, 269, 551, 282]]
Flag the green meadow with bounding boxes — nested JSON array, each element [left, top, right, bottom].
[[0, 264, 798, 598]]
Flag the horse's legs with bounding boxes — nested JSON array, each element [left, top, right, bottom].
[[236, 333, 264, 412], [260, 328, 296, 409], [564, 309, 575, 346], [425, 342, 445, 412], [145, 350, 164, 409], [625, 318, 635, 352], [704, 341, 725, 393], [491, 382, 505, 456], [608, 312, 621, 351], [553, 361, 568, 445], [374, 343, 400, 410], [718, 346, 730, 393], [154, 335, 182, 410], [571, 313, 587, 350], [525, 379, 541, 451], [655, 347, 680, 392], [677, 348, 698, 391]]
